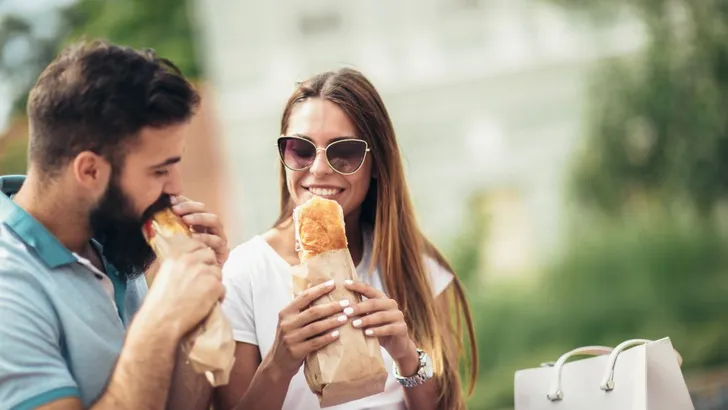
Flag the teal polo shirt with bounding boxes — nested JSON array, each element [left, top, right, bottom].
[[0, 175, 148, 409]]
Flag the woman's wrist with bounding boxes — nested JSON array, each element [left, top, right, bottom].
[[260, 354, 297, 385], [394, 339, 420, 377]]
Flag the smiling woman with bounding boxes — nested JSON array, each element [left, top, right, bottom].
[[216, 68, 477, 410], [277, 97, 375, 225]]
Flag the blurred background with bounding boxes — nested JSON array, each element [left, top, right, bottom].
[[2, 0, 728, 408]]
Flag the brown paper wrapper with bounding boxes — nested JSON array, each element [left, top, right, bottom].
[[292, 249, 388, 407], [144, 224, 236, 387]]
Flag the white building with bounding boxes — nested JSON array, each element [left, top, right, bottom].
[[193, 0, 646, 276]]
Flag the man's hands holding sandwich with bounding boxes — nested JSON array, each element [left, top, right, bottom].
[[135, 195, 231, 410], [170, 195, 229, 265], [138, 194, 229, 338]]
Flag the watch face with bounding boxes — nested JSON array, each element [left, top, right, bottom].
[[422, 352, 434, 378]]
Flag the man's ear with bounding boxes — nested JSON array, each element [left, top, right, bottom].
[[72, 151, 111, 194]]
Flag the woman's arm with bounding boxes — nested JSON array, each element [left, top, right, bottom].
[[215, 281, 348, 410], [401, 286, 457, 410], [343, 281, 452, 410], [395, 341, 441, 410], [215, 343, 293, 410]]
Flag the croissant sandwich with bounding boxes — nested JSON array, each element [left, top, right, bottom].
[[293, 196, 348, 261]]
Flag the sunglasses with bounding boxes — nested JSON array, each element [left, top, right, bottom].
[[276, 135, 370, 175]]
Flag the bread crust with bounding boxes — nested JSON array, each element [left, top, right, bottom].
[[142, 208, 191, 243], [294, 197, 348, 261]]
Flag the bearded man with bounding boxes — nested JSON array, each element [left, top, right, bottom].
[[0, 40, 228, 410]]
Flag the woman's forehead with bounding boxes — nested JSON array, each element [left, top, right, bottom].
[[287, 99, 357, 142]]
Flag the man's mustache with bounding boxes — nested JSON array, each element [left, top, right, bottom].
[[141, 194, 173, 222]]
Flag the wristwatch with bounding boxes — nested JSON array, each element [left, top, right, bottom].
[[393, 348, 434, 388]]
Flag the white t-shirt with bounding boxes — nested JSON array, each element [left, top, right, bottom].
[[221, 232, 454, 410]]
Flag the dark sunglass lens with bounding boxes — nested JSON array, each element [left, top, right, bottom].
[[327, 140, 367, 174], [278, 138, 316, 170]]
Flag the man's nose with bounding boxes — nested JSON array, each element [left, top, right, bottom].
[[164, 167, 184, 198]]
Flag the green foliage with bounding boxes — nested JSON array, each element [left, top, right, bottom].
[[456, 3, 728, 408], [565, 1, 728, 216], [0, 135, 28, 175], [0, 0, 201, 116], [0, 12, 64, 113], [447, 193, 490, 285], [464, 211, 728, 409], [63, 0, 202, 78]]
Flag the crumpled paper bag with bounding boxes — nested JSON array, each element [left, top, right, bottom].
[[292, 248, 388, 407], [145, 231, 236, 387]]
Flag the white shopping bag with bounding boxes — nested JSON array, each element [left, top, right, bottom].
[[514, 337, 695, 410]]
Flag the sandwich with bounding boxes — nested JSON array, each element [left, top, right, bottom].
[[142, 208, 192, 257], [294, 196, 348, 262]]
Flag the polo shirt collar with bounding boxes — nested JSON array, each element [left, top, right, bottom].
[[0, 176, 76, 268]]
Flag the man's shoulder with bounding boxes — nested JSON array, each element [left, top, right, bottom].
[[0, 224, 50, 276], [0, 238, 55, 321], [0, 225, 39, 271]]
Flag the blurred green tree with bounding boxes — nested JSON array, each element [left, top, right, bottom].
[[556, 1, 728, 216], [0, 0, 201, 173], [0, 0, 202, 116]]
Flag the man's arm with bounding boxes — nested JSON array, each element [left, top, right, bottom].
[[139, 260, 213, 410], [35, 305, 180, 410], [0, 265, 178, 410], [35, 239, 224, 410], [165, 347, 213, 410]]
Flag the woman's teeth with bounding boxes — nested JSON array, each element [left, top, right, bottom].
[[308, 187, 342, 196]]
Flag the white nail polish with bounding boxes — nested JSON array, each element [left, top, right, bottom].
[[339, 299, 350, 307], [352, 319, 362, 327], [343, 307, 354, 316], [325, 279, 335, 287], [365, 329, 373, 336], [331, 330, 340, 338], [344, 279, 353, 285], [337, 315, 347, 322]]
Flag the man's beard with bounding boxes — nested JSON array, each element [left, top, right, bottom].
[[89, 175, 171, 280]]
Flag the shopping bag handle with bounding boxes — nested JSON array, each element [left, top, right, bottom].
[[599, 338, 683, 391], [546, 345, 613, 401]]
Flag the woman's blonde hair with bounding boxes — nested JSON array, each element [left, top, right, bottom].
[[274, 68, 478, 409]]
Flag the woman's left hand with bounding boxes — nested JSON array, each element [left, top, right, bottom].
[[170, 195, 230, 266], [343, 280, 417, 362]]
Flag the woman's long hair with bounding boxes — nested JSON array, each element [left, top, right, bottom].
[[274, 68, 478, 409]]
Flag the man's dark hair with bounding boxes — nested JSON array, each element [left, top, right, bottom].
[[27, 39, 201, 175]]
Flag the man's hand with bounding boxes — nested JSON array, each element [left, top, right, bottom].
[[139, 236, 225, 339], [170, 195, 229, 266]]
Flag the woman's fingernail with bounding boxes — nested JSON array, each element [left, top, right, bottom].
[[344, 279, 353, 286], [343, 307, 354, 316], [324, 279, 335, 287], [331, 330, 340, 338], [170, 196, 180, 205], [339, 299, 350, 307], [364, 329, 374, 336], [337, 315, 348, 322], [352, 319, 362, 327]]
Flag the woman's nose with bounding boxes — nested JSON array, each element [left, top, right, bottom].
[[309, 148, 332, 176]]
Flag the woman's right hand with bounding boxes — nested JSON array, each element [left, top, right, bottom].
[[267, 279, 351, 378]]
